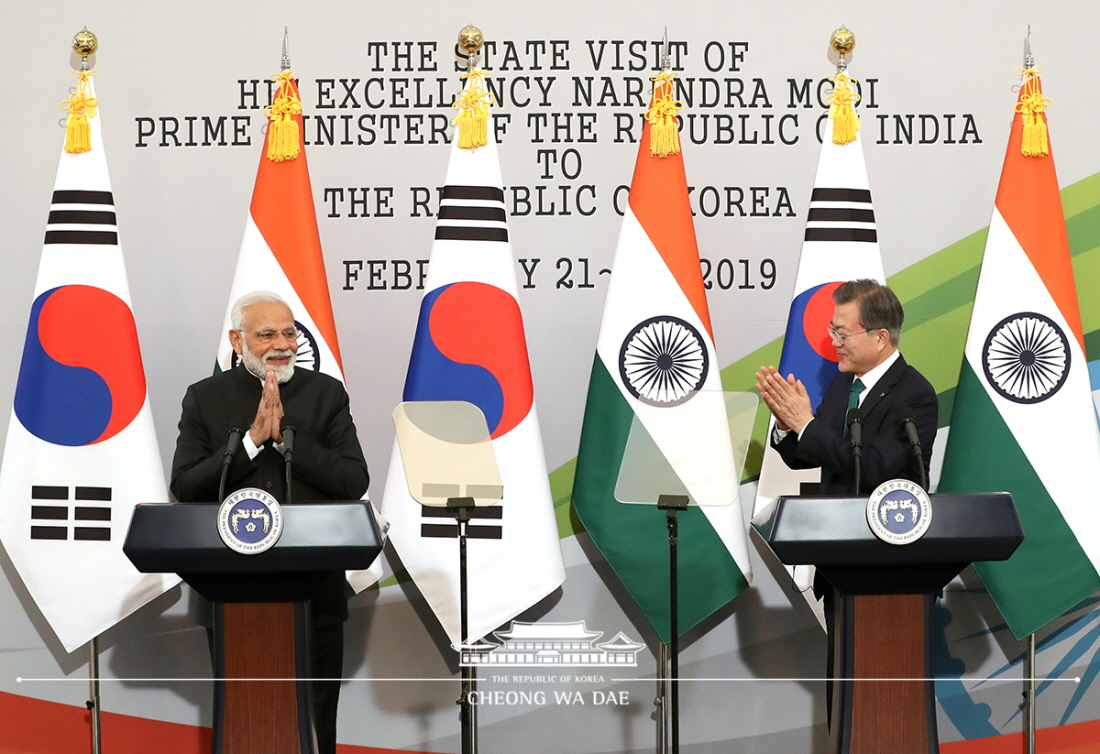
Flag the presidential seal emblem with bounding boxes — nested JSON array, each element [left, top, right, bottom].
[[218, 487, 283, 554], [866, 479, 932, 545]]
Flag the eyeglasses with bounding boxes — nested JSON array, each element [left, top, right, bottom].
[[240, 328, 298, 343], [827, 327, 871, 345]]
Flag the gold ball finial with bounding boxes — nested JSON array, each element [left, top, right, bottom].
[[831, 25, 855, 56], [72, 27, 98, 57], [458, 24, 484, 55]]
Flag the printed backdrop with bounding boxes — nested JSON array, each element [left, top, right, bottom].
[[3, 2, 1100, 753]]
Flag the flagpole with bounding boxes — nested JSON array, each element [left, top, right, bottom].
[[1026, 633, 1036, 754], [88, 636, 103, 754], [1020, 32, 1038, 754], [73, 30, 105, 754]]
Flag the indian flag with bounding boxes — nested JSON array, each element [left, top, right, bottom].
[[216, 74, 344, 382], [572, 78, 752, 643], [938, 70, 1100, 640]]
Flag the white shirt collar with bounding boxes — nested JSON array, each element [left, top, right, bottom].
[[855, 349, 900, 405]]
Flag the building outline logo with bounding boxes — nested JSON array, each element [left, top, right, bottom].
[[458, 620, 645, 667]]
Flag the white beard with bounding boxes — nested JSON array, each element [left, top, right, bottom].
[[242, 348, 296, 383]]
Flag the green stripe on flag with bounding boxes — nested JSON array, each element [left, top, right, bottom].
[[939, 361, 1100, 640], [572, 358, 748, 643]]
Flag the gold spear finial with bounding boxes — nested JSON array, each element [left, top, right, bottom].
[[827, 26, 860, 144], [458, 24, 484, 72], [831, 25, 855, 72], [72, 27, 97, 72]]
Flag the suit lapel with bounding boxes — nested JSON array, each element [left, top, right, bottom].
[[859, 354, 907, 417]]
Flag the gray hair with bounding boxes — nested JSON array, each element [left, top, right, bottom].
[[230, 290, 291, 330]]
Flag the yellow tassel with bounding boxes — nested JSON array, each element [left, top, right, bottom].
[[265, 71, 302, 162], [451, 69, 494, 151], [62, 71, 98, 154], [827, 72, 862, 145], [1016, 66, 1050, 157], [645, 71, 682, 158]]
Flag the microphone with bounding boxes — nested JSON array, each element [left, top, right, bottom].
[[218, 421, 248, 501], [222, 421, 248, 467], [899, 409, 928, 491], [846, 408, 865, 452], [280, 417, 296, 505], [279, 417, 296, 463], [847, 408, 865, 495]]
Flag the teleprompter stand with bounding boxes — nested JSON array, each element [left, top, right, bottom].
[[392, 401, 503, 754], [754, 492, 1022, 754], [614, 391, 757, 754], [124, 501, 383, 754]]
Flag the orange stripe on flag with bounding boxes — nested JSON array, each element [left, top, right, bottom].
[[994, 76, 1084, 350], [628, 81, 714, 340], [250, 79, 344, 371]]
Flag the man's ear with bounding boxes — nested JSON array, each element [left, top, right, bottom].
[[229, 329, 243, 355]]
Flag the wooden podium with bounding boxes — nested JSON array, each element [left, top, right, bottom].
[[754, 492, 1022, 754], [124, 501, 383, 754]]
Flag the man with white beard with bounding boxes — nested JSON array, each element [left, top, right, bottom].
[[171, 290, 369, 754]]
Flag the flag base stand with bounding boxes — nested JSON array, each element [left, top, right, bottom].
[[87, 635, 102, 754], [1025, 633, 1036, 754], [654, 642, 668, 754], [655, 494, 688, 754], [449, 496, 479, 754]]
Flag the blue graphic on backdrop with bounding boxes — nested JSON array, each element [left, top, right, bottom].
[[934, 593, 1100, 739]]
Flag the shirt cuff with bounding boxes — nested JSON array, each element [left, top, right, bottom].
[[243, 433, 261, 460], [797, 417, 813, 439]]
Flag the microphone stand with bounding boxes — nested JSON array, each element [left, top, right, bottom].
[[847, 409, 864, 495], [281, 422, 296, 505], [900, 414, 928, 492], [218, 426, 245, 501]]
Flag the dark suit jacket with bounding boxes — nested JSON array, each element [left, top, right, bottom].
[[170, 364, 370, 625], [773, 353, 937, 496]]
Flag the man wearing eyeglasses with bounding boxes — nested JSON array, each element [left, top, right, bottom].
[[755, 279, 937, 496], [170, 290, 369, 754]]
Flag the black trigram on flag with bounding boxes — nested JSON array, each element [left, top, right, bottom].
[[29, 485, 112, 541], [44, 190, 119, 246], [434, 185, 509, 243], [420, 506, 503, 540], [804, 188, 878, 243]]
